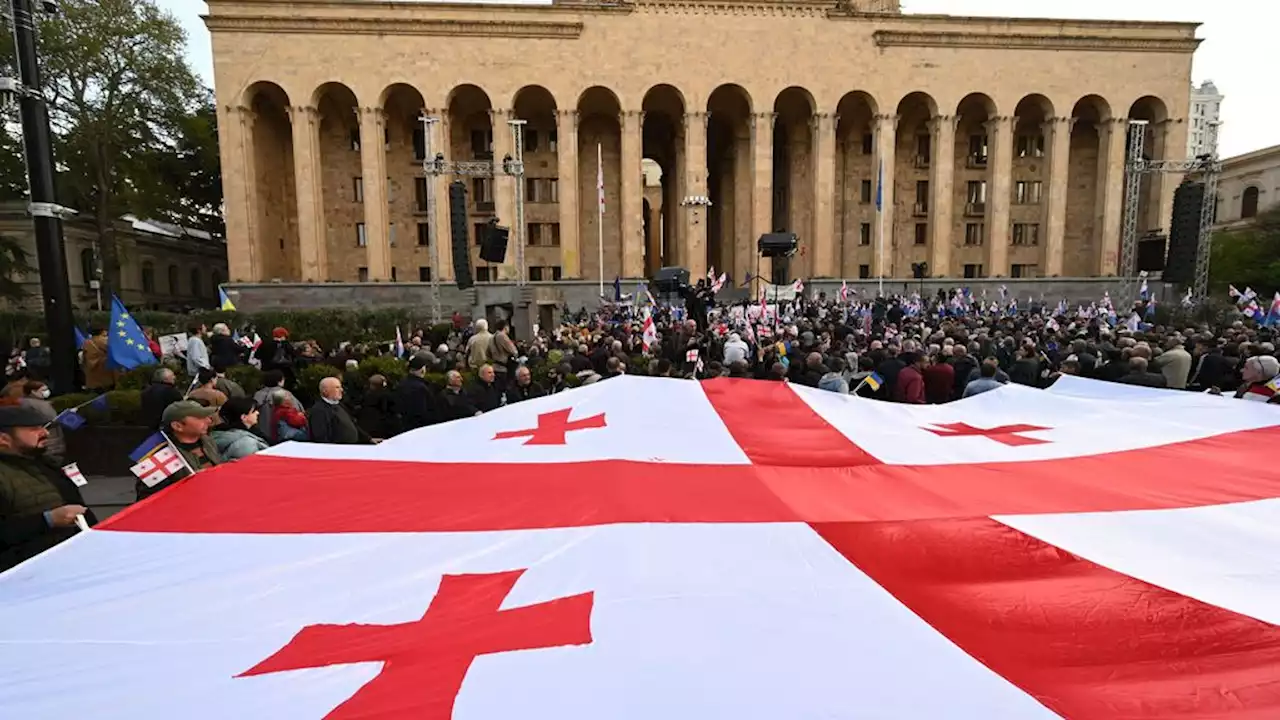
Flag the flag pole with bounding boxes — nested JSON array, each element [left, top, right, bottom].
[[597, 142, 605, 299]]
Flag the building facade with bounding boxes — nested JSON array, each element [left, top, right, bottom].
[[1186, 80, 1223, 158], [207, 0, 1198, 291], [0, 203, 229, 312], [1212, 144, 1280, 231]]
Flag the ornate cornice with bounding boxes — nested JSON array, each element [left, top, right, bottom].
[[872, 30, 1200, 54], [636, 0, 831, 18], [204, 15, 584, 40], [206, 0, 631, 15]]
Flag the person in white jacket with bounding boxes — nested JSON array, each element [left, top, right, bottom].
[[723, 333, 749, 366], [185, 323, 210, 377]]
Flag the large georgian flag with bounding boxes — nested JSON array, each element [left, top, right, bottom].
[[3, 376, 1280, 718]]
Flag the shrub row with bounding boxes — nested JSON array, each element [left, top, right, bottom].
[[1, 309, 456, 353]]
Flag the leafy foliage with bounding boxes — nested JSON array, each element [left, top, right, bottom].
[[1209, 207, 1280, 294], [0, 0, 214, 296], [0, 233, 35, 301]]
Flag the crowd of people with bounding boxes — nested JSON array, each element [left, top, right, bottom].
[[3, 284, 1279, 570]]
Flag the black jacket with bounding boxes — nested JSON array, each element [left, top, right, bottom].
[[442, 388, 480, 421], [0, 454, 97, 572], [1117, 371, 1169, 388], [505, 381, 546, 405], [140, 382, 184, 430], [209, 334, 242, 368], [357, 387, 398, 440], [395, 375, 438, 431], [469, 380, 505, 413], [308, 400, 367, 444]]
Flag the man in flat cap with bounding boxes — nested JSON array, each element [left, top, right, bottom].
[[0, 398, 96, 572]]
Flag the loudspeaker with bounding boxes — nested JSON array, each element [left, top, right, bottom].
[[757, 232, 798, 258], [479, 220, 510, 264], [1136, 232, 1167, 272], [1164, 179, 1204, 284], [448, 181, 473, 290], [653, 266, 690, 294]]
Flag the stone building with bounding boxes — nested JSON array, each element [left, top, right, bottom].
[[207, 0, 1198, 303], [0, 203, 228, 312], [1212, 144, 1280, 231], [1186, 80, 1223, 159]]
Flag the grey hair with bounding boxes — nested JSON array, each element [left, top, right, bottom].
[[152, 367, 175, 383], [1248, 355, 1280, 379], [474, 318, 488, 332], [270, 388, 292, 406]]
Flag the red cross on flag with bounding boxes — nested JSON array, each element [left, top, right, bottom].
[[4, 375, 1280, 718]]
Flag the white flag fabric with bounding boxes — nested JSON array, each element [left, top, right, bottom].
[[4, 376, 1280, 718]]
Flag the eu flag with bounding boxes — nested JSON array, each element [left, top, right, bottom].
[[106, 295, 157, 370]]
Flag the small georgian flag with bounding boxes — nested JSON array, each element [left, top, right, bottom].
[[130, 446, 190, 488], [61, 462, 87, 488]]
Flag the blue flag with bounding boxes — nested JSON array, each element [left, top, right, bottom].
[[74, 326, 87, 350], [54, 410, 86, 431], [129, 431, 168, 464], [89, 393, 110, 411], [875, 159, 884, 212], [106, 295, 157, 370]]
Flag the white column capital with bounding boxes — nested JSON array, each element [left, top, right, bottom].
[[750, 111, 777, 130], [927, 114, 958, 134], [286, 105, 320, 124]]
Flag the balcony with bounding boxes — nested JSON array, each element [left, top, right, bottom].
[[966, 154, 989, 169], [964, 202, 986, 217], [912, 202, 929, 217], [913, 155, 931, 169], [475, 201, 495, 212]]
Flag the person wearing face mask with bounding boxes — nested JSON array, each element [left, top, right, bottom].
[[20, 380, 64, 465], [0, 398, 95, 572]]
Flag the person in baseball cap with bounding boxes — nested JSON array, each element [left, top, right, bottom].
[[0, 398, 95, 571], [161, 400, 223, 472]]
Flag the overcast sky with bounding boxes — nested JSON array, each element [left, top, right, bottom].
[[164, 0, 1273, 158]]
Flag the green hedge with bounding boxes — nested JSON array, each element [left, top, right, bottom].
[[1, 309, 454, 355]]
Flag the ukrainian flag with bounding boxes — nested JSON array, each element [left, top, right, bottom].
[[863, 372, 884, 392], [218, 287, 236, 311]]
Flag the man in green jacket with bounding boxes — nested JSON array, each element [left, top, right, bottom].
[[0, 401, 96, 572]]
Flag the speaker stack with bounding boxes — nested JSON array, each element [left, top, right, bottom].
[[478, 219, 510, 264], [1163, 178, 1204, 285], [448, 181, 473, 290]]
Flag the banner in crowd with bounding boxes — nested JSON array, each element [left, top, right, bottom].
[[3, 376, 1280, 717]]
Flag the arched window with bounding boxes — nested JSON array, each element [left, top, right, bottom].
[[79, 248, 95, 288], [141, 262, 155, 294], [190, 268, 201, 299], [1242, 186, 1261, 219], [168, 264, 180, 295]]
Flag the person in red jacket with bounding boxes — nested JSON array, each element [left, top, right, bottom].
[[892, 352, 927, 404], [922, 350, 955, 404]]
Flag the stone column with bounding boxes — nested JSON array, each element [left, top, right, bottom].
[[928, 114, 957, 277], [750, 112, 775, 291], [810, 112, 837, 277], [556, 110, 581, 278], [425, 109, 454, 281], [288, 105, 327, 282], [620, 109, 645, 279], [1151, 119, 1178, 235], [1096, 117, 1127, 275], [683, 111, 709, 280], [1042, 116, 1074, 277], [984, 115, 1015, 277], [488, 109, 517, 280], [221, 105, 258, 281], [356, 106, 390, 281], [872, 113, 897, 279]]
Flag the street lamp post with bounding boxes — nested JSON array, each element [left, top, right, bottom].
[[3, 0, 77, 393]]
